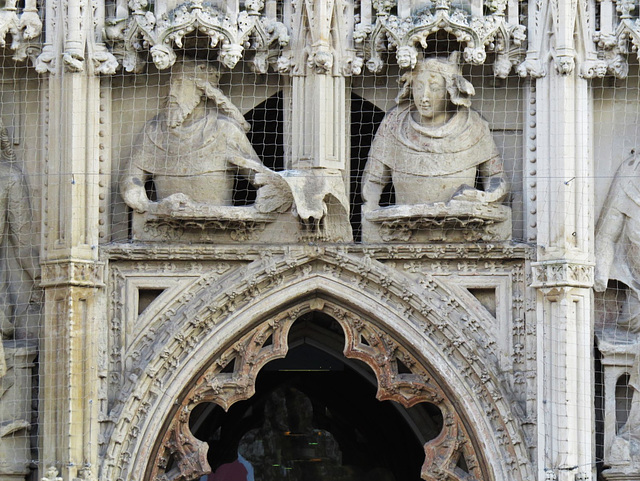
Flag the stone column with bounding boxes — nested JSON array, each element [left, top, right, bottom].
[[284, 0, 353, 242], [37, 0, 107, 478], [529, 2, 596, 477]]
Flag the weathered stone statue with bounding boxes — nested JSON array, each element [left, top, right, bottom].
[[0, 119, 39, 481], [0, 118, 39, 352], [120, 59, 291, 239], [361, 53, 510, 242], [595, 152, 640, 475], [595, 152, 640, 332]]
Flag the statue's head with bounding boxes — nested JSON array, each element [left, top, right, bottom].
[[166, 59, 220, 128], [397, 53, 475, 124]]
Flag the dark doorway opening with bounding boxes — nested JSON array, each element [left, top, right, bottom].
[[189, 312, 442, 481]]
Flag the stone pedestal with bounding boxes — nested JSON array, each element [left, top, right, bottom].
[[363, 201, 512, 242], [602, 470, 640, 480], [0, 341, 36, 481]]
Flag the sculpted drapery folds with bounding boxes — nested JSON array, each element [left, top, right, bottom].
[[361, 53, 510, 242], [0, 118, 38, 373], [120, 59, 291, 218], [595, 152, 640, 332], [595, 153, 640, 467], [363, 54, 508, 210], [0, 116, 39, 481]]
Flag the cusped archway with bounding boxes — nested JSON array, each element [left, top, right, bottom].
[[101, 250, 532, 481]]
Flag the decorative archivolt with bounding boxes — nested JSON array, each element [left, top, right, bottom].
[[104, 0, 290, 72], [149, 301, 486, 481], [101, 248, 533, 481], [354, 0, 526, 77]]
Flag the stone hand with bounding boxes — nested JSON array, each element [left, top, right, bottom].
[[593, 266, 609, 292], [451, 185, 486, 202], [158, 193, 197, 212], [124, 188, 151, 214]]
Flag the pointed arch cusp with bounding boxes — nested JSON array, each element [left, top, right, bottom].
[[148, 298, 487, 481], [102, 251, 533, 481]]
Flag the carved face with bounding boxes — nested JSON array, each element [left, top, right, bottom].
[[411, 70, 449, 126], [166, 74, 203, 129]]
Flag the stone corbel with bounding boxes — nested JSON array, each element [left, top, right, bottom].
[[34, 44, 56, 74], [280, 170, 352, 243], [354, 0, 526, 77], [0, 0, 42, 62], [104, 0, 289, 72], [553, 48, 576, 75], [591, 0, 640, 78], [580, 58, 609, 78]]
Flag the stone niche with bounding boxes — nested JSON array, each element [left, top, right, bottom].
[[358, 56, 516, 244], [112, 56, 523, 245], [593, 87, 640, 476], [114, 60, 354, 244]]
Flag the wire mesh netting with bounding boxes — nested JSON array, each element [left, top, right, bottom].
[[1, 0, 639, 479]]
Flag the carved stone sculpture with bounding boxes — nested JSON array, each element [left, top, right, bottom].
[[0, 119, 39, 481], [596, 337, 640, 477], [0, 128, 39, 347], [120, 59, 292, 241], [595, 152, 640, 476], [361, 53, 510, 243], [1, 343, 36, 481], [595, 152, 640, 333]]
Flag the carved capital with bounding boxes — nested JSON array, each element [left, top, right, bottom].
[[530, 261, 594, 288], [40, 260, 105, 288]]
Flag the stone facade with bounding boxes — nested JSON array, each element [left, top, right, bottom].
[[0, 0, 638, 480]]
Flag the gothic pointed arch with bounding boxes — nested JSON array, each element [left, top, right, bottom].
[[100, 247, 533, 481]]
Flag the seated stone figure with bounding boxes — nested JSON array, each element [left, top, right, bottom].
[[361, 53, 510, 242], [120, 59, 291, 237]]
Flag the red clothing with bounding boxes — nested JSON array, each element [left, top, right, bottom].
[[208, 460, 248, 481]]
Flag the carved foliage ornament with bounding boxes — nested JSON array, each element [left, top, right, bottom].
[[102, 248, 533, 481], [0, 0, 41, 63], [105, 0, 290, 72], [594, 0, 640, 78], [149, 301, 485, 481], [354, 0, 526, 77]]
